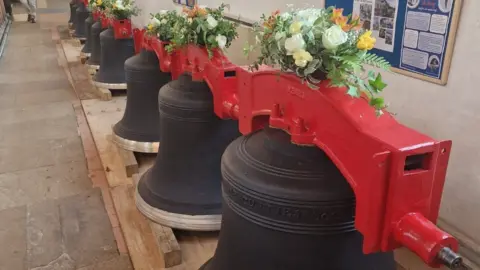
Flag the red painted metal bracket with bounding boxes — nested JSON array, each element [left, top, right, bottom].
[[112, 19, 132, 39], [138, 28, 458, 268]]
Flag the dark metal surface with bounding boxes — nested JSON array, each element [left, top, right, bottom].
[[201, 127, 396, 270], [85, 21, 102, 66], [81, 12, 93, 54], [113, 49, 171, 144], [68, 2, 76, 25], [73, 3, 88, 39], [137, 73, 240, 218], [93, 27, 134, 84]]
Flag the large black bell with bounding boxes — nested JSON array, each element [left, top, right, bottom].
[[73, 2, 89, 41], [85, 21, 104, 74], [92, 27, 134, 90], [112, 49, 171, 153], [68, 1, 76, 29], [80, 12, 94, 58], [136, 74, 240, 231], [200, 127, 396, 270]]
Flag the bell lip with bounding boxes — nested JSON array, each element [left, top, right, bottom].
[[85, 63, 99, 70], [92, 80, 127, 90], [112, 132, 159, 153], [135, 186, 222, 231], [80, 52, 91, 58]]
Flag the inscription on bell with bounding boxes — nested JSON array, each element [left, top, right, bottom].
[[224, 184, 352, 224]]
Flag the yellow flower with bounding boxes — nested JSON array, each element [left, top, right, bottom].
[[112, 3, 116, 8], [96, 0, 102, 5], [357, 31, 376, 50], [289, 21, 303, 34], [292, 49, 313, 68], [147, 24, 153, 31]]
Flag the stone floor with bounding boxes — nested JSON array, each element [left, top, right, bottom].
[[0, 7, 132, 270]]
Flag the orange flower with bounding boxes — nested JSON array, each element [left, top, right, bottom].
[[331, 8, 344, 21], [334, 16, 348, 30], [183, 5, 208, 18], [263, 10, 280, 29]]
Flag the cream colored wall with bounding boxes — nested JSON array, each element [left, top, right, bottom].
[[131, 0, 480, 268]]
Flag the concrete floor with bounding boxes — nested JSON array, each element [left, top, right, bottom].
[[0, 5, 132, 270]]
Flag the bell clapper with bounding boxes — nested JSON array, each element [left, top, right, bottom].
[[436, 247, 471, 270]]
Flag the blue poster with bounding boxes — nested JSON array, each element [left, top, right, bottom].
[[325, 0, 457, 80]]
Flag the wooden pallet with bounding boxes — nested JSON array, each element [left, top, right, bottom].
[[81, 97, 218, 270]]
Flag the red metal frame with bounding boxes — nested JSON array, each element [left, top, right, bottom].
[[134, 29, 458, 268], [100, 13, 110, 29], [112, 19, 132, 39], [92, 10, 100, 21]]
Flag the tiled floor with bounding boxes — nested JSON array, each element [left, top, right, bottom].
[[0, 6, 132, 270]]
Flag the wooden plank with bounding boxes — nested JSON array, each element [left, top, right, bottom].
[[111, 184, 166, 270], [150, 222, 182, 268], [81, 98, 132, 187], [117, 146, 139, 177]]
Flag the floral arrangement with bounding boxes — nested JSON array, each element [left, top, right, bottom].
[[246, 6, 391, 115], [166, 4, 239, 57], [146, 11, 181, 41], [109, 0, 140, 20], [90, 0, 109, 11]]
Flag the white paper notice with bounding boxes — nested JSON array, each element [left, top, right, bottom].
[[430, 14, 449, 34], [353, 0, 399, 52], [406, 11, 431, 31], [418, 32, 444, 54], [403, 29, 419, 48], [402, 48, 428, 70]]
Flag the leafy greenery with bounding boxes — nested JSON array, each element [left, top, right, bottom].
[[90, 0, 110, 11], [246, 6, 391, 115], [146, 11, 181, 41], [165, 4, 239, 57], [108, 0, 140, 20]]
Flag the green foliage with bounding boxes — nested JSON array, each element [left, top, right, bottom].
[[109, 0, 140, 20], [146, 11, 181, 41], [246, 6, 392, 115], [167, 4, 239, 57]]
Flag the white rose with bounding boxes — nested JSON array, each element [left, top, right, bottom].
[[284, 33, 305, 55], [150, 17, 161, 26], [160, 19, 167, 24], [322, 25, 348, 50], [275, 32, 286, 40], [115, 0, 124, 10], [159, 10, 168, 15], [188, 18, 193, 24], [216, 34, 227, 49], [206, 15, 218, 29]]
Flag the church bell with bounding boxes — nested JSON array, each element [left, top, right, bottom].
[[85, 21, 104, 74], [112, 49, 171, 153], [200, 127, 396, 270], [80, 12, 94, 59], [136, 73, 240, 231], [73, 2, 88, 42], [68, 1, 76, 29], [92, 27, 134, 90]]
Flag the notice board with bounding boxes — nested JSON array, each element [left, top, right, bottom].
[[325, 0, 463, 85]]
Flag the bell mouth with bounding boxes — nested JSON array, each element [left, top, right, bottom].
[[135, 186, 222, 231], [92, 81, 127, 90], [112, 132, 160, 153]]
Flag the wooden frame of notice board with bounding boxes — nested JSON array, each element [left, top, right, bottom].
[[328, 0, 463, 85]]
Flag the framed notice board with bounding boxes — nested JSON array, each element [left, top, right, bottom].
[[325, 0, 463, 85], [173, 0, 197, 7]]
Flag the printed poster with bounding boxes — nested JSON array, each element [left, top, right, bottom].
[[352, 0, 399, 52], [399, 0, 454, 78], [173, 0, 196, 7]]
